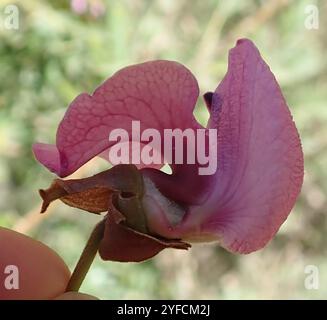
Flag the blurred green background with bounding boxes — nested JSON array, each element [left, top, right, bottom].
[[0, 0, 326, 299]]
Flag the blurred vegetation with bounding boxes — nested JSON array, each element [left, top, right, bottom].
[[0, 0, 326, 299]]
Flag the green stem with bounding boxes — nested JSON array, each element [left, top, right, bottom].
[[65, 219, 106, 292]]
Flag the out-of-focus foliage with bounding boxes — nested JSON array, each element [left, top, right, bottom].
[[0, 0, 326, 299]]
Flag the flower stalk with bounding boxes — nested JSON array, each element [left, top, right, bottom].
[[65, 218, 106, 292]]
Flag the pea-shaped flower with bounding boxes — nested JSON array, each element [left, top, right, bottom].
[[33, 39, 303, 266]]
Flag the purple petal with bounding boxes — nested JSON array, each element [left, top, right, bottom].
[[182, 39, 304, 252], [33, 61, 200, 177]]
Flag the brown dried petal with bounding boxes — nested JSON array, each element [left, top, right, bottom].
[[39, 179, 114, 214], [39, 164, 143, 214]]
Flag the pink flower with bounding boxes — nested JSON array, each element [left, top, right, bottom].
[[33, 39, 304, 261], [71, 0, 88, 15], [71, 0, 105, 18]]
